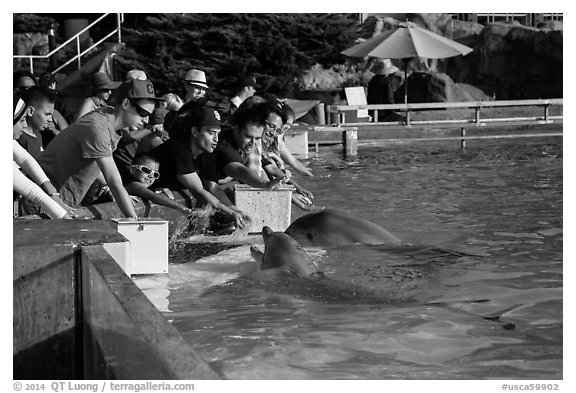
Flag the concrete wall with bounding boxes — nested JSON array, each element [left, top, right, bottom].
[[13, 219, 219, 380]]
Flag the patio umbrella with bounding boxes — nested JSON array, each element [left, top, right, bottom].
[[341, 22, 473, 104]]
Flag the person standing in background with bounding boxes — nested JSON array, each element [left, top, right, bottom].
[[73, 72, 122, 121]]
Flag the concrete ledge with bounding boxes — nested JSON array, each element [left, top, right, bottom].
[[13, 219, 219, 379], [13, 219, 126, 379], [82, 246, 219, 379]]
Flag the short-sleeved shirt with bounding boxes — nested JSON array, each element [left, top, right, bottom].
[[37, 107, 122, 207], [17, 128, 44, 160], [150, 139, 210, 190]]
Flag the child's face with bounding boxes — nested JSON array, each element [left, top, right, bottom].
[[130, 159, 160, 188]]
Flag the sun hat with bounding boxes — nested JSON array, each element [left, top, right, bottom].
[[117, 79, 166, 102], [372, 59, 399, 76], [14, 93, 28, 124], [125, 69, 148, 81], [91, 72, 122, 93], [183, 69, 209, 89]]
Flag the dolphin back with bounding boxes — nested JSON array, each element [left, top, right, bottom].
[[286, 210, 401, 247]]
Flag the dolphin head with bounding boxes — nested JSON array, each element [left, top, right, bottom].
[[258, 226, 319, 278], [262, 226, 274, 244]]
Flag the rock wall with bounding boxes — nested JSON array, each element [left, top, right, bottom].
[[468, 22, 562, 99], [362, 15, 563, 100]]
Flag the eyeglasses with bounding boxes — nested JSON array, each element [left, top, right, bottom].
[[264, 121, 283, 134], [131, 164, 160, 179], [129, 100, 152, 118]]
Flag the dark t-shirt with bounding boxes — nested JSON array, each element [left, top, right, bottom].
[[213, 128, 243, 180], [150, 139, 212, 190], [17, 129, 44, 160], [113, 131, 139, 183], [119, 168, 140, 187]]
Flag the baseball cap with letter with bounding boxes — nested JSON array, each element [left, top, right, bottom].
[[184, 106, 222, 130], [118, 79, 165, 102]]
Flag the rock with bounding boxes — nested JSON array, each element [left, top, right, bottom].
[[395, 72, 492, 103], [298, 63, 344, 90], [407, 13, 455, 37], [357, 15, 563, 100], [469, 22, 563, 99]]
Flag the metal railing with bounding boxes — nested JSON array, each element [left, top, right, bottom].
[[328, 99, 563, 128], [13, 13, 123, 75]]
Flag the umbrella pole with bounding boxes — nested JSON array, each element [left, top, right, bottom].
[[403, 58, 409, 105]]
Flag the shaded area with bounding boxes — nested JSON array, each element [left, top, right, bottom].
[[169, 242, 246, 264]]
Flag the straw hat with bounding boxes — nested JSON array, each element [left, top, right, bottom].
[[183, 69, 209, 89], [372, 59, 399, 76]]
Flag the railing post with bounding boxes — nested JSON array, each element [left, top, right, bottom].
[[76, 36, 82, 71], [117, 13, 122, 43], [29, 58, 34, 75], [405, 107, 411, 126], [544, 103, 549, 122], [343, 128, 358, 157], [474, 106, 480, 125], [461, 127, 466, 149]]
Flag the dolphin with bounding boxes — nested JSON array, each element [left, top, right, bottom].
[[285, 210, 402, 248], [250, 226, 322, 279]]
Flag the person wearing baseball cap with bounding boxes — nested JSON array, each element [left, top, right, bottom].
[[150, 105, 250, 230], [37, 79, 164, 219]]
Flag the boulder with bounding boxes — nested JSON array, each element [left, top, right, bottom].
[[394, 72, 492, 103]]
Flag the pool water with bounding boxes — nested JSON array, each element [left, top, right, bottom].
[[135, 138, 562, 379]]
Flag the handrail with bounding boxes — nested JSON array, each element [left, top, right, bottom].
[[13, 13, 123, 74], [328, 99, 563, 127], [52, 28, 120, 74], [329, 98, 564, 112]]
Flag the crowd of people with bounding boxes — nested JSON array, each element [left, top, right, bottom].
[[13, 68, 316, 232]]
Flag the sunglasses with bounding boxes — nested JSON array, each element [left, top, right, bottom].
[[132, 164, 160, 179], [129, 100, 152, 118], [264, 121, 283, 134]]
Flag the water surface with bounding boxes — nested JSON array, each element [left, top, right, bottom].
[[136, 138, 562, 379]]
